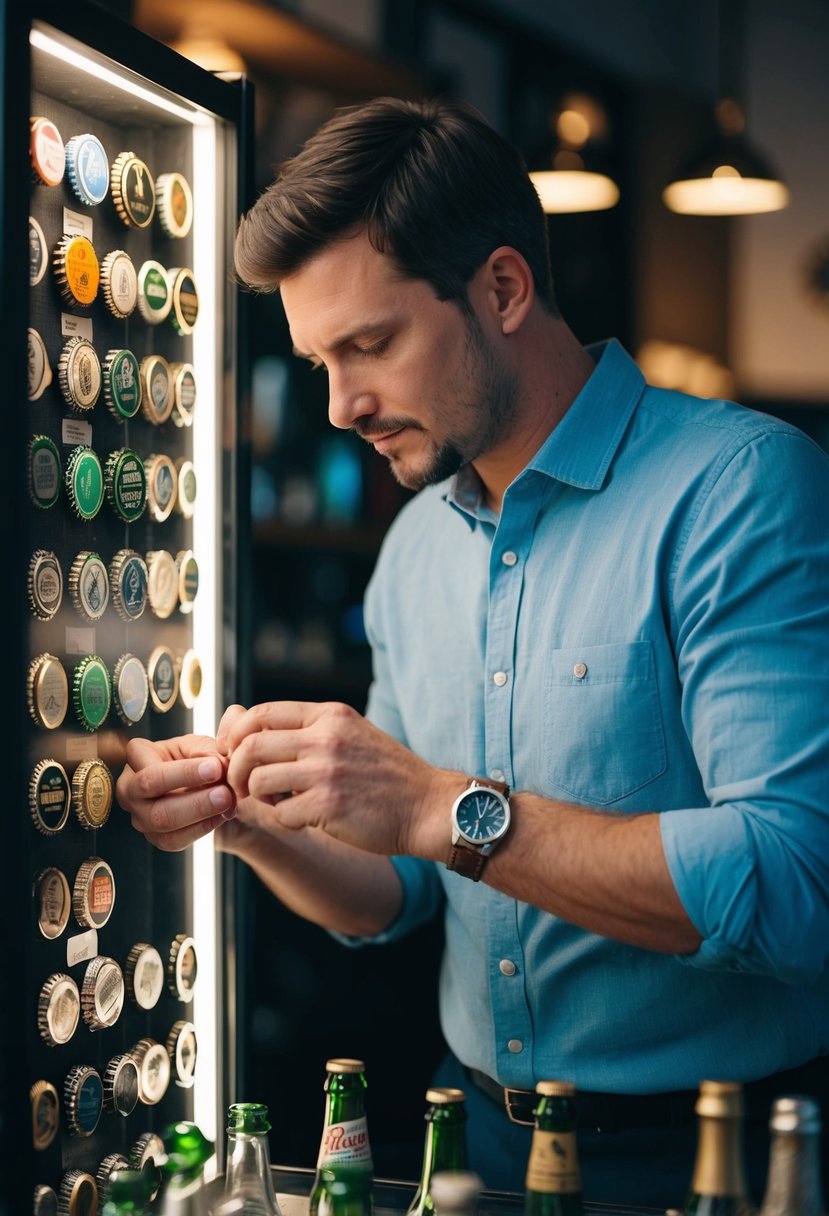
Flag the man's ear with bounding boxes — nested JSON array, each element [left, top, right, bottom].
[[485, 245, 535, 334]]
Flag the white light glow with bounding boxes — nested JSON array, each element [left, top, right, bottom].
[[662, 175, 790, 215], [530, 169, 620, 214]]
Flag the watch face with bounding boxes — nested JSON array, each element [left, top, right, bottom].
[[454, 788, 509, 845]]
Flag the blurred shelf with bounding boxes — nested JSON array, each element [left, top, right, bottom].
[[253, 518, 390, 556]]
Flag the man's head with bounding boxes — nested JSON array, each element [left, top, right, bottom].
[[234, 95, 557, 316]]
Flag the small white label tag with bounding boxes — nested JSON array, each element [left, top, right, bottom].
[[61, 312, 93, 340], [65, 626, 95, 655], [61, 417, 92, 447], [67, 928, 98, 967], [63, 207, 93, 239]]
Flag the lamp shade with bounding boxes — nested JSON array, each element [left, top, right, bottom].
[[529, 94, 620, 214]]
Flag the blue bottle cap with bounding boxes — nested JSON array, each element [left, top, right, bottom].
[[65, 132, 109, 206]]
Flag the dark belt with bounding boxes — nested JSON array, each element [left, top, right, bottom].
[[465, 1055, 829, 1133]]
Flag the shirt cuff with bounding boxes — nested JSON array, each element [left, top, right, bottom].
[[328, 855, 443, 948]]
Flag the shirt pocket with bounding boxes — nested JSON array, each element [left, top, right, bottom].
[[545, 640, 667, 805]]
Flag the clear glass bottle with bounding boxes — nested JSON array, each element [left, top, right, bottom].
[[524, 1081, 584, 1216], [683, 1081, 756, 1216], [102, 1168, 156, 1215], [159, 1120, 215, 1216], [758, 1095, 825, 1216], [223, 1103, 283, 1215], [309, 1058, 374, 1216], [430, 1171, 484, 1216], [407, 1089, 468, 1216]]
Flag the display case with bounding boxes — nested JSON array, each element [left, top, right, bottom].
[[1, 2, 252, 1208]]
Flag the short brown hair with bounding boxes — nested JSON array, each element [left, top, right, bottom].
[[234, 95, 557, 314]]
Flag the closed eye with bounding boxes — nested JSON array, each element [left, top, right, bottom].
[[354, 337, 390, 358]]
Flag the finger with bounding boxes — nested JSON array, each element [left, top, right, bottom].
[[144, 810, 230, 853], [222, 700, 322, 752], [216, 704, 248, 754], [120, 751, 229, 802], [226, 737, 304, 801]]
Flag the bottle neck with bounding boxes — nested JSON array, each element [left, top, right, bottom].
[[691, 1117, 749, 1198], [760, 1130, 824, 1216], [419, 1115, 467, 1187]]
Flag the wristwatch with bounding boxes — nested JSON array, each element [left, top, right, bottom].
[[448, 777, 511, 880]]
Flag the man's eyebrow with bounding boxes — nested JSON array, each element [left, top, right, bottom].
[[292, 323, 389, 362]]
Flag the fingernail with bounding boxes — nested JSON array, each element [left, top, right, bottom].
[[209, 786, 233, 810], [199, 758, 222, 782]]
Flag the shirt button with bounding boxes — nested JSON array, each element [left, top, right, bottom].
[[490, 768, 505, 783], [493, 671, 508, 687], [501, 551, 518, 567], [573, 662, 588, 679], [507, 1039, 523, 1054], [499, 960, 516, 977]]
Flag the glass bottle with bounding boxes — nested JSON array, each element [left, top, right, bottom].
[[430, 1171, 484, 1216], [309, 1058, 374, 1216], [758, 1095, 825, 1216], [102, 1168, 156, 1215], [524, 1081, 584, 1216], [159, 1120, 215, 1216], [407, 1089, 468, 1216], [683, 1081, 756, 1216], [223, 1102, 283, 1215]]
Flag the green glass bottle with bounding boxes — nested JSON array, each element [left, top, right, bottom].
[[683, 1082, 756, 1216], [524, 1081, 584, 1216], [758, 1095, 825, 1216], [309, 1058, 374, 1216], [223, 1102, 283, 1214], [102, 1168, 157, 1215], [407, 1089, 469, 1216], [159, 1120, 215, 1216]]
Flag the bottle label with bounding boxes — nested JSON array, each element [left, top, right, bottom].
[[525, 1131, 581, 1194], [318, 1116, 373, 1167]]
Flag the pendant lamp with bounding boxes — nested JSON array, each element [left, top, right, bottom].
[[529, 91, 620, 214]]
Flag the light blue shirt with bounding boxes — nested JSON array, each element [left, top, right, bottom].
[[353, 338, 829, 1094]]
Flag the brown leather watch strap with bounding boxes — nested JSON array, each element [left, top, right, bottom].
[[447, 841, 489, 881]]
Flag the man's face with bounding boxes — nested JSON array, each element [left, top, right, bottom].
[[280, 231, 518, 491]]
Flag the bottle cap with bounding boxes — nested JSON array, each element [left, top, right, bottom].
[[29, 215, 49, 285], [146, 550, 179, 619], [139, 353, 173, 424], [58, 1170, 99, 1216], [129, 1132, 165, 1200], [53, 233, 99, 307], [63, 1065, 103, 1137], [33, 1185, 58, 1216], [103, 1053, 140, 1116], [130, 1037, 171, 1105], [170, 362, 197, 426], [696, 1080, 744, 1118], [68, 550, 109, 621], [110, 150, 156, 228], [104, 447, 147, 522], [37, 973, 80, 1046], [769, 1094, 822, 1134], [64, 445, 104, 520], [102, 348, 142, 420], [28, 434, 62, 510], [161, 1122, 214, 1176], [425, 1087, 467, 1104], [175, 458, 198, 517], [80, 955, 125, 1030], [125, 942, 165, 1009], [100, 248, 138, 318], [72, 653, 112, 731], [168, 1019, 198, 1088], [227, 1102, 270, 1134], [156, 171, 193, 237], [30, 116, 65, 186], [28, 550, 63, 620], [535, 1080, 576, 1096], [28, 327, 52, 400], [72, 856, 116, 929], [148, 644, 180, 712], [176, 549, 199, 613], [113, 653, 150, 726], [325, 1058, 366, 1074], [167, 266, 199, 334], [71, 757, 114, 829], [137, 259, 172, 324], [57, 336, 101, 412], [29, 759, 71, 835], [35, 867, 72, 939], [109, 549, 149, 622], [168, 933, 198, 1001], [27, 653, 69, 730], [145, 452, 178, 522], [178, 649, 203, 708], [96, 1153, 131, 1205], [31, 1078, 61, 1150], [65, 132, 109, 206]]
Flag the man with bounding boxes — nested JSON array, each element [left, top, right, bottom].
[[117, 97, 829, 1206]]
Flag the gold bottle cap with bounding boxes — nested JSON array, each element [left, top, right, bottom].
[[102, 1052, 140, 1116], [110, 150, 156, 229], [97, 1152, 132, 1203], [109, 548, 149, 622], [138, 353, 173, 424], [72, 856, 116, 929], [176, 549, 199, 613], [28, 326, 52, 400], [52, 233, 99, 308], [31, 1079, 61, 1150], [136, 259, 172, 324], [129, 1132, 165, 1199], [178, 648, 203, 709], [27, 653, 69, 730], [156, 170, 193, 238], [68, 550, 109, 621], [113, 653, 150, 726], [168, 933, 198, 1001], [144, 452, 178, 522], [71, 758, 114, 829], [57, 335, 101, 413], [325, 1058, 366, 1074], [63, 1065, 103, 1137], [28, 549, 64, 620], [37, 972, 80, 1046], [535, 1080, 576, 1096], [169, 361, 197, 427], [58, 1170, 98, 1216], [30, 115, 65, 186], [146, 549, 179, 619], [80, 955, 125, 1030], [125, 942, 164, 1010], [33, 1185, 58, 1216], [35, 866, 72, 939], [174, 458, 197, 517], [167, 1019, 198, 1087], [425, 1087, 466, 1104], [147, 644, 180, 712], [167, 266, 199, 335], [29, 759, 71, 836], [100, 248, 138, 318], [696, 1080, 744, 1118], [130, 1037, 171, 1105]]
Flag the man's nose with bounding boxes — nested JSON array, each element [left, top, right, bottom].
[[327, 368, 377, 431]]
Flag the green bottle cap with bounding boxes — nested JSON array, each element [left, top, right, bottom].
[[161, 1121, 214, 1177], [137, 259, 172, 324], [73, 654, 112, 731], [103, 348, 142, 420], [105, 448, 147, 522], [227, 1102, 271, 1134], [28, 435, 62, 509], [65, 445, 104, 520]]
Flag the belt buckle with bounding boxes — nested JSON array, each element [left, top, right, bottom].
[[503, 1086, 535, 1127]]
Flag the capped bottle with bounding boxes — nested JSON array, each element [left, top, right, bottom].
[[524, 1081, 584, 1216], [683, 1081, 755, 1216], [159, 1120, 214, 1216], [407, 1089, 468, 1216], [430, 1171, 484, 1216], [309, 1058, 374, 1216], [102, 1167, 157, 1214], [223, 1102, 283, 1215], [758, 1095, 825, 1216]]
